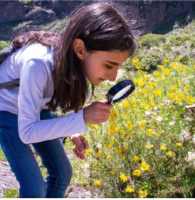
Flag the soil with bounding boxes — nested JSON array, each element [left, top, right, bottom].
[[0, 160, 92, 198]]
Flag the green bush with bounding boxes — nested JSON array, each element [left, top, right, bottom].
[[126, 50, 164, 72], [139, 34, 166, 48], [19, 0, 31, 5], [0, 41, 10, 51], [3, 189, 19, 198], [179, 55, 190, 65], [82, 58, 195, 198]]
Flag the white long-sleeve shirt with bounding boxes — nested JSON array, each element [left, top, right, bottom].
[[0, 43, 87, 144]]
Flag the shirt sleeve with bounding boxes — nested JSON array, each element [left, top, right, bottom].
[[18, 59, 87, 144]]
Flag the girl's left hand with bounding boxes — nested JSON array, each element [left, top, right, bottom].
[[70, 133, 89, 159]]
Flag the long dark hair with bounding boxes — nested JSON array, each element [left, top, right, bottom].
[[12, 3, 137, 113]]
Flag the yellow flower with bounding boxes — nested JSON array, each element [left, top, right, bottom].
[[141, 161, 150, 171], [122, 156, 126, 160], [125, 185, 135, 193], [110, 110, 117, 117], [163, 68, 171, 76], [144, 76, 150, 81], [116, 147, 122, 155], [141, 88, 147, 95], [130, 99, 138, 105], [107, 155, 112, 159], [132, 57, 139, 65], [127, 121, 133, 128], [167, 151, 173, 157], [170, 62, 177, 67], [160, 145, 167, 150], [154, 90, 162, 97], [154, 132, 161, 137], [108, 123, 117, 133], [135, 77, 145, 87], [127, 130, 133, 137], [139, 120, 146, 128], [133, 169, 141, 176], [151, 82, 157, 87], [139, 190, 148, 198], [176, 142, 182, 147], [153, 71, 160, 77], [186, 96, 195, 104], [138, 70, 147, 75], [91, 124, 98, 129], [94, 180, 101, 186], [158, 65, 164, 70], [123, 144, 129, 151], [85, 149, 91, 156], [110, 170, 116, 175], [107, 142, 114, 148], [119, 173, 128, 182], [122, 101, 130, 108], [118, 126, 125, 135], [109, 113, 116, 121], [169, 133, 173, 137], [95, 151, 102, 157], [177, 80, 182, 87], [132, 155, 139, 162], [147, 129, 154, 136], [170, 85, 178, 92], [163, 58, 170, 64], [140, 103, 150, 110], [135, 64, 142, 69], [178, 65, 186, 72], [145, 144, 153, 149], [177, 56, 182, 61]]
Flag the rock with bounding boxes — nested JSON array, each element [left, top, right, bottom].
[[0, 1, 195, 40]]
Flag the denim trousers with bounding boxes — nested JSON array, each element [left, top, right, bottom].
[[0, 110, 72, 198]]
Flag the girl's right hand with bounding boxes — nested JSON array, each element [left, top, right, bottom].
[[83, 100, 112, 124]]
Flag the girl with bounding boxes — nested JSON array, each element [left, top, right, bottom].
[[0, 3, 137, 198]]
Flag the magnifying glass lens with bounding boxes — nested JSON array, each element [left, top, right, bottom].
[[106, 79, 135, 104]]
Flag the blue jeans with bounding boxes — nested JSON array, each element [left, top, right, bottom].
[[0, 110, 72, 198]]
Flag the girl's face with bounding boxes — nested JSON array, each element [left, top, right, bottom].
[[82, 50, 130, 86]]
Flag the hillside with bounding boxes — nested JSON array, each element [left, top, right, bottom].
[[0, 0, 195, 40], [0, 5, 195, 197]]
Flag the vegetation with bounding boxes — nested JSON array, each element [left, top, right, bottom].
[[0, 41, 11, 51], [18, 0, 32, 5], [3, 189, 19, 198], [0, 17, 195, 199], [68, 19, 195, 198]]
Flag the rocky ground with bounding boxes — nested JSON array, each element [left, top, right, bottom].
[[0, 160, 92, 198], [0, 161, 19, 198]]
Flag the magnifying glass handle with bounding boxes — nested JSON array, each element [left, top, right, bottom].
[[106, 94, 113, 104]]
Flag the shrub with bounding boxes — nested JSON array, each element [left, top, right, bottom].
[[75, 58, 195, 198], [3, 189, 19, 198], [127, 49, 164, 72], [0, 41, 10, 51], [138, 34, 166, 48]]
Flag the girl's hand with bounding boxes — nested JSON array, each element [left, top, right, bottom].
[[70, 133, 88, 159], [83, 100, 112, 124]]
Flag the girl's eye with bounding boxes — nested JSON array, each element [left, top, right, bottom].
[[105, 64, 113, 69]]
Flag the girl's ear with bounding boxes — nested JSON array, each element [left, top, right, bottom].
[[73, 39, 86, 61]]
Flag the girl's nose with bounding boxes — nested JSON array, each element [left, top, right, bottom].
[[108, 69, 118, 82]]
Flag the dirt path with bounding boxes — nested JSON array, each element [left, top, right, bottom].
[[0, 161, 92, 198]]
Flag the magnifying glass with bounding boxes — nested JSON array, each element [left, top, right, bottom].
[[106, 79, 135, 104]]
